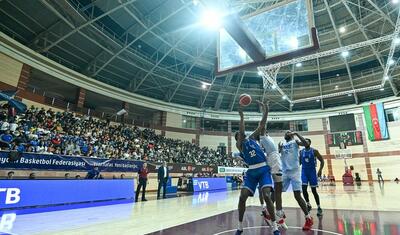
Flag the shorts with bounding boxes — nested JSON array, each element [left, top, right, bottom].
[[267, 151, 283, 182], [283, 169, 302, 192], [243, 165, 273, 196], [302, 168, 318, 187]]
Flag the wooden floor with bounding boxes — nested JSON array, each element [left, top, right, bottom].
[[2, 182, 400, 235]]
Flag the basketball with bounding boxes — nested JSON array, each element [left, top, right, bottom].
[[239, 94, 252, 106]]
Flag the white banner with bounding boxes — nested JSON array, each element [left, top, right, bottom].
[[218, 166, 248, 174]]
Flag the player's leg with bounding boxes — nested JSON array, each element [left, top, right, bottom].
[[301, 169, 311, 209], [309, 171, 322, 216], [237, 173, 257, 234], [291, 172, 313, 230], [260, 171, 280, 235], [135, 181, 142, 202]]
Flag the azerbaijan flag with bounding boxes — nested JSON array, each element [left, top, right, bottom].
[[363, 103, 389, 141]]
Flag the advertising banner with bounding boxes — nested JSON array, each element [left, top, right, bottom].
[[218, 166, 247, 174], [0, 152, 217, 174], [192, 177, 227, 192], [0, 179, 134, 209]]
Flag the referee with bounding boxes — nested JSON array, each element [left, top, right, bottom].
[[135, 162, 149, 202]]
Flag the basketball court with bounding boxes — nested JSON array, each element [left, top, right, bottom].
[[1, 0, 400, 234]]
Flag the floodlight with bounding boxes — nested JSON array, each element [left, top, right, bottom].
[[389, 59, 395, 65], [339, 26, 346, 33], [296, 63, 302, 67], [341, 51, 349, 58], [200, 10, 222, 30], [257, 71, 263, 76], [282, 95, 288, 100], [288, 37, 299, 49]]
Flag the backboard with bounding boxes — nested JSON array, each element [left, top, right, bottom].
[[217, 0, 319, 75]]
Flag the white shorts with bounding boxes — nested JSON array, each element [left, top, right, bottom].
[[267, 151, 282, 182], [283, 169, 302, 192]]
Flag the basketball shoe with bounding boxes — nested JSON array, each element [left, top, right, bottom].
[[302, 216, 314, 230]]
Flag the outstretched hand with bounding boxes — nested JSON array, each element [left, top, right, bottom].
[[238, 105, 244, 117]]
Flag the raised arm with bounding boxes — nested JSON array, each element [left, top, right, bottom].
[[314, 149, 324, 177], [236, 105, 245, 151], [293, 132, 310, 148], [250, 101, 269, 139]]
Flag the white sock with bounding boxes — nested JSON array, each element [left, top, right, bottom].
[[272, 221, 278, 231], [238, 221, 243, 230], [276, 210, 284, 217]]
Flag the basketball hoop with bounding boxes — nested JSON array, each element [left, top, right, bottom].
[[334, 149, 352, 167]]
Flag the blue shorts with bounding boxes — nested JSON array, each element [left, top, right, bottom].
[[283, 169, 302, 192], [302, 168, 318, 187], [243, 165, 272, 196]]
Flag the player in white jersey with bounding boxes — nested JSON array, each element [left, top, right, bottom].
[[253, 103, 286, 228], [279, 131, 314, 230]]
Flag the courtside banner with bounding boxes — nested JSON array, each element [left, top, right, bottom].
[[0, 179, 134, 209], [0, 152, 145, 172], [192, 178, 227, 192], [218, 166, 248, 174], [363, 103, 389, 141]]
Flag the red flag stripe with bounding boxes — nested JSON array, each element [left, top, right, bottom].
[[369, 104, 382, 140]]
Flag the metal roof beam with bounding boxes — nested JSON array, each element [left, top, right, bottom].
[[92, 3, 190, 78], [323, 0, 358, 104], [342, 0, 398, 95], [39, 0, 138, 52], [200, 75, 218, 108], [316, 58, 324, 109], [214, 74, 234, 110]]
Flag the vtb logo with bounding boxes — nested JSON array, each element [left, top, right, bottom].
[[198, 181, 209, 190], [0, 188, 21, 205]]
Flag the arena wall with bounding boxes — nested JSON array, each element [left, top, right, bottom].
[[0, 53, 23, 88]]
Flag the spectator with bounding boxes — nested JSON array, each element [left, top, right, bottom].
[[120, 174, 125, 179], [64, 173, 70, 179], [29, 172, 36, 179], [75, 175, 81, 179], [395, 177, 399, 184], [85, 167, 100, 179], [135, 162, 149, 202], [376, 168, 384, 184], [157, 161, 169, 199], [7, 171, 14, 179]]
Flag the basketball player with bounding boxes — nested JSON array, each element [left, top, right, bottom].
[[300, 138, 324, 216], [255, 103, 286, 228], [279, 131, 313, 230], [234, 101, 280, 235]]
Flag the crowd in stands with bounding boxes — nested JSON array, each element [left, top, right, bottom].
[[0, 105, 239, 167]]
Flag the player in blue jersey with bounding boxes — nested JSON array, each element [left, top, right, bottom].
[[255, 104, 286, 229], [279, 130, 313, 230], [300, 138, 324, 216], [234, 101, 279, 235]]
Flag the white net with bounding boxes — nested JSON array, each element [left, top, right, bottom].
[[261, 66, 281, 90], [334, 149, 352, 160]]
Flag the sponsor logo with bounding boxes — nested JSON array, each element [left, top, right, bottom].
[[0, 188, 21, 205], [198, 181, 209, 190]]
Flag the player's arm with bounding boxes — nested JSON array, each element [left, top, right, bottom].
[[293, 132, 310, 148], [299, 151, 302, 165], [314, 149, 324, 177], [236, 105, 245, 151], [278, 142, 283, 154], [250, 101, 269, 139]]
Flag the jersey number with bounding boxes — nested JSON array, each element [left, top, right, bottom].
[[249, 150, 256, 158]]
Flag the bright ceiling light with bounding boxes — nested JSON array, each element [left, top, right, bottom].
[[384, 75, 389, 80], [341, 51, 349, 58], [201, 84, 207, 89], [392, 0, 399, 4], [348, 93, 352, 96], [394, 38, 400, 45], [200, 10, 222, 30], [335, 85, 339, 90], [380, 88, 385, 91], [238, 48, 247, 58], [288, 37, 299, 49], [296, 63, 302, 67], [389, 59, 395, 65], [339, 26, 346, 33], [271, 84, 277, 89], [257, 70, 263, 76], [282, 95, 288, 100], [316, 99, 320, 102]]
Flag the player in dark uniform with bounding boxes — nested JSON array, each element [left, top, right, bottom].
[[300, 138, 325, 216], [234, 101, 279, 235]]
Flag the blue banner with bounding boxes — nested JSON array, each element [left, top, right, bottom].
[[192, 177, 227, 192], [0, 179, 134, 209], [0, 152, 144, 172]]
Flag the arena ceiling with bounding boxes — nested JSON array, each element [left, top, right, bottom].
[[1, 0, 400, 112]]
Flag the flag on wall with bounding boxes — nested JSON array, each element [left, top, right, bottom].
[[363, 103, 389, 141]]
